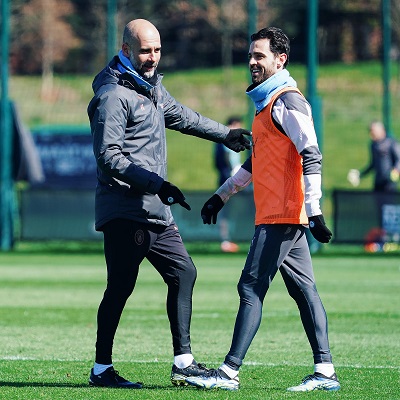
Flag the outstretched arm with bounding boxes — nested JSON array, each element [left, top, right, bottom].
[[162, 86, 251, 152]]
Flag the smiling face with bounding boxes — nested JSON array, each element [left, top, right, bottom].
[[122, 19, 161, 79], [248, 38, 287, 85]]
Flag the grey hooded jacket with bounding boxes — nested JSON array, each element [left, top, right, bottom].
[[88, 56, 229, 230]]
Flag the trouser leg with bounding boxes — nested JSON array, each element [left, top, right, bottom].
[[280, 233, 332, 364], [95, 219, 150, 364], [147, 224, 197, 356], [224, 225, 303, 369]]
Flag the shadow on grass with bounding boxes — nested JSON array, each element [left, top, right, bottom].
[[0, 381, 88, 388], [0, 381, 178, 390]]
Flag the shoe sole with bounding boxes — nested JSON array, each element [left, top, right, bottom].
[[171, 373, 189, 386], [287, 383, 340, 392], [186, 379, 239, 391], [89, 380, 143, 389]]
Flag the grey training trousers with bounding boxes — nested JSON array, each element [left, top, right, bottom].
[[224, 224, 333, 369]]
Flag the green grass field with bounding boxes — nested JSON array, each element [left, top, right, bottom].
[[1, 246, 399, 399]]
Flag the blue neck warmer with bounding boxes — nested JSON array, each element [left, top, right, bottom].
[[116, 50, 154, 91], [246, 69, 297, 113]]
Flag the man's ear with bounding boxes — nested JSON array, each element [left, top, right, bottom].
[[277, 53, 287, 69], [122, 43, 130, 57]]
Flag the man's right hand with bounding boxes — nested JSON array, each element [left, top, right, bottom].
[[223, 129, 252, 152], [158, 181, 191, 210], [201, 194, 224, 224]]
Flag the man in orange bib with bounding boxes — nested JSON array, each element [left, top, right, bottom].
[[186, 27, 340, 392]]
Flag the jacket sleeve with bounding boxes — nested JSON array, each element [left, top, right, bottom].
[[161, 85, 229, 142], [215, 156, 252, 203], [88, 88, 163, 194], [215, 165, 252, 203], [391, 139, 400, 171]]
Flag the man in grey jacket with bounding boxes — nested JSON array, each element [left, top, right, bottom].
[[87, 18, 251, 389]]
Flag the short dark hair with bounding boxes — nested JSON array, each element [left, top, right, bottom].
[[250, 27, 290, 67], [226, 115, 243, 126]]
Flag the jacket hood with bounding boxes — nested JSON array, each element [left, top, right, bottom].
[[91, 57, 121, 94]]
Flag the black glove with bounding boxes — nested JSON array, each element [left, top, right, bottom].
[[158, 181, 191, 210], [201, 194, 224, 224], [223, 129, 252, 152], [308, 215, 332, 243]]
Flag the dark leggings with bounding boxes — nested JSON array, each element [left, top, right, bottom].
[[95, 219, 196, 364], [224, 224, 332, 370]]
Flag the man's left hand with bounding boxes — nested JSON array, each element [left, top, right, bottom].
[[308, 215, 332, 243], [158, 181, 191, 210], [223, 129, 252, 152]]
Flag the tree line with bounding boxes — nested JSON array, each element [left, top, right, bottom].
[[8, 0, 400, 76]]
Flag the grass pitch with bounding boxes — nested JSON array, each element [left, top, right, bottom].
[[0, 246, 399, 399]]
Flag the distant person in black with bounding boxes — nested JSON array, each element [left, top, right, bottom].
[[214, 116, 243, 252], [348, 121, 400, 192]]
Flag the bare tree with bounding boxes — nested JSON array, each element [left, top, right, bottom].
[[11, 0, 80, 99]]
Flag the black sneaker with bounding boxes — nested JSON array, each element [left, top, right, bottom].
[[171, 360, 208, 386], [89, 366, 143, 389]]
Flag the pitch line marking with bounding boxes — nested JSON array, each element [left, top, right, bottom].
[[1, 356, 399, 370]]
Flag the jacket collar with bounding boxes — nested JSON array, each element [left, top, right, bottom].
[[117, 50, 155, 92]]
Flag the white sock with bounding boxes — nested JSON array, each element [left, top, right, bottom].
[[219, 363, 239, 379], [93, 362, 113, 375], [314, 363, 335, 377], [174, 354, 194, 369]]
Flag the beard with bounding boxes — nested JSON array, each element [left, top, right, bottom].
[[141, 66, 156, 79], [129, 52, 157, 79], [251, 65, 275, 85]]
